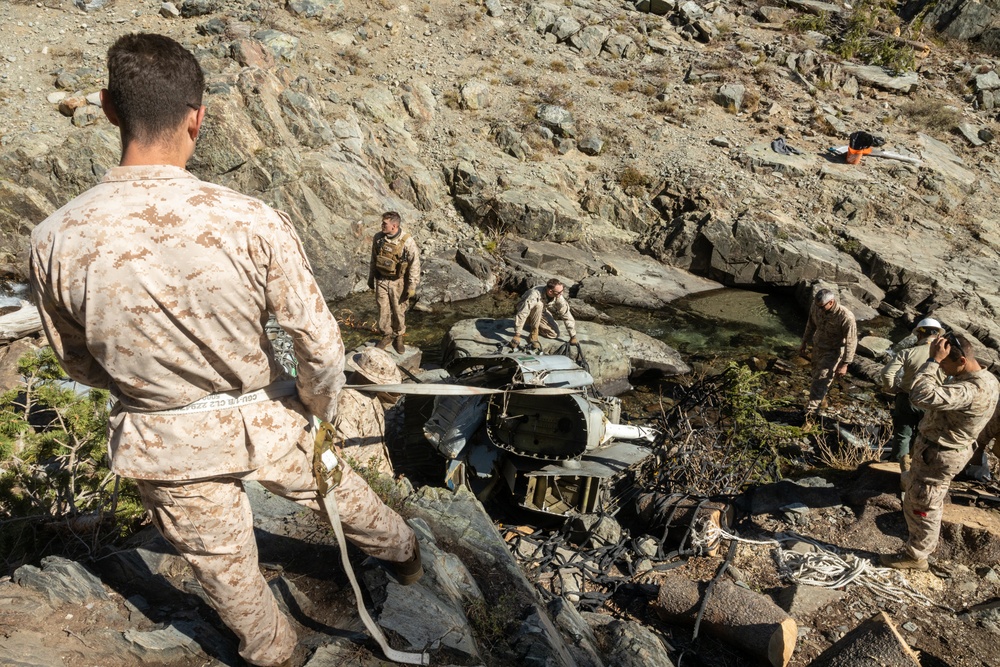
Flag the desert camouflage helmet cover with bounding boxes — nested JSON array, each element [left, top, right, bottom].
[[348, 347, 402, 385]]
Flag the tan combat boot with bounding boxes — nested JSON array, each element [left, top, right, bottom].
[[393, 533, 423, 585], [393, 335, 405, 354], [376, 335, 393, 350], [879, 552, 928, 571]]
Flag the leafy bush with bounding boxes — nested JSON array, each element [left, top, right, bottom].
[[827, 0, 915, 72], [0, 348, 143, 571]]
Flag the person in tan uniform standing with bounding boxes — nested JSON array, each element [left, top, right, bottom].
[[337, 347, 401, 476], [881, 333, 999, 570], [509, 278, 578, 352], [798, 289, 857, 417], [880, 318, 945, 477], [29, 34, 419, 667], [368, 211, 420, 354]]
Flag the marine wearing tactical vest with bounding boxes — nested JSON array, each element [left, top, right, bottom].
[[368, 211, 421, 353]]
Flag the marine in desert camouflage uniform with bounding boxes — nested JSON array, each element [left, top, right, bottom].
[[798, 289, 857, 416], [510, 278, 578, 351], [368, 211, 420, 354], [881, 333, 999, 570], [29, 34, 418, 667]]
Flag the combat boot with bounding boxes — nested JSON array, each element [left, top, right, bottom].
[[393, 534, 423, 585], [393, 335, 405, 354], [879, 552, 928, 571], [376, 335, 393, 350]]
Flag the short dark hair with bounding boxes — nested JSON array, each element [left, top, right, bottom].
[[946, 332, 975, 362], [107, 33, 204, 146], [546, 278, 563, 292], [382, 211, 402, 225]]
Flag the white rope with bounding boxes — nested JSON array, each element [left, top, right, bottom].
[[689, 521, 942, 608]]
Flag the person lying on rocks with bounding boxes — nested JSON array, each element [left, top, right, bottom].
[[509, 278, 577, 352], [798, 288, 857, 419], [881, 334, 999, 571]]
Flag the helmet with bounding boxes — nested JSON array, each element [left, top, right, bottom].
[[348, 347, 402, 385], [915, 317, 944, 334], [814, 289, 836, 305]]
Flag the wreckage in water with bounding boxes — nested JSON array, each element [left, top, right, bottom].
[[396, 353, 658, 517]]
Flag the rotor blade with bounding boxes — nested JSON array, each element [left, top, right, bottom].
[[344, 383, 583, 396]]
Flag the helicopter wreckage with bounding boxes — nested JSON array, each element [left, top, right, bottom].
[[374, 351, 662, 518]]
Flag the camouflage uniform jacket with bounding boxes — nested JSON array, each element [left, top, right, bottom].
[[910, 360, 1000, 451], [881, 339, 941, 394], [514, 285, 577, 337], [802, 302, 857, 363], [368, 230, 421, 287], [29, 165, 345, 480]]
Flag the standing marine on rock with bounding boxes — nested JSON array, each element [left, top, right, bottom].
[[368, 211, 421, 354], [798, 288, 858, 418], [881, 333, 999, 570], [880, 318, 945, 479], [509, 278, 578, 353], [29, 33, 420, 667]]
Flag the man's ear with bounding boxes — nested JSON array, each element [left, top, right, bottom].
[[187, 105, 205, 141], [100, 89, 120, 127]]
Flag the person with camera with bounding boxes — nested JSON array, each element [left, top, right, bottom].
[[881, 333, 999, 570], [368, 211, 421, 355]]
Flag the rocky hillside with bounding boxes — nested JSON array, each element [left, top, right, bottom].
[[3, 0, 1000, 355]]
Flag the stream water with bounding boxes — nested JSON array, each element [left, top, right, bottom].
[[332, 287, 908, 367]]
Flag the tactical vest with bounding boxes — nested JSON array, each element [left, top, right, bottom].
[[373, 232, 410, 280]]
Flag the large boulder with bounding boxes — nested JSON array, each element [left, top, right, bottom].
[[441, 318, 690, 396]]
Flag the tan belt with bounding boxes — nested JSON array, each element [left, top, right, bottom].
[[124, 380, 297, 415]]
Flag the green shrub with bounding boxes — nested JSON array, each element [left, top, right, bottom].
[[0, 348, 143, 571]]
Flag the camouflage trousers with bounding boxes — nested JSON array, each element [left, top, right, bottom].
[[806, 348, 845, 412], [375, 277, 408, 337], [519, 304, 560, 338], [136, 398, 416, 667], [901, 434, 973, 560]]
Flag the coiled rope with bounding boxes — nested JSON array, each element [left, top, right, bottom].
[[689, 521, 944, 609]]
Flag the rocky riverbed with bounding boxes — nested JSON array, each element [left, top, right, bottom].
[[5, 0, 1000, 665]]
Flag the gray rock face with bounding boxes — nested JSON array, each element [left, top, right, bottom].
[[286, 0, 344, 18], [647, 213, 884, 309], [857, 335, 892, 359], [460, 80, 490, 110], [418, 253, 492, 304], [253, 30, 301, 61], [13, 556, 109, 606], [843, 65, 919, 93], [570, 25, 611, 56], [536, 104, 576, 137], [551, 15, 583, 41], [584, 613, 676, 667], [714, 84, 746, 111]]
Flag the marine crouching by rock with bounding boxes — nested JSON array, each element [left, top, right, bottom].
[[509, 278, 578, 352]]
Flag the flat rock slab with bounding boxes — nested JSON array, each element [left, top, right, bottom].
[[820, 164, 869, 182], [943, 503, 1000, 536], [13, 556, 110, 606], [787, 0, 843, 13], [844, 65, 919, 94], [918, 133, 977, 189], [778, 583, 847, 620], [577, 254, 721, 309], [743, 142, 816, 177]]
